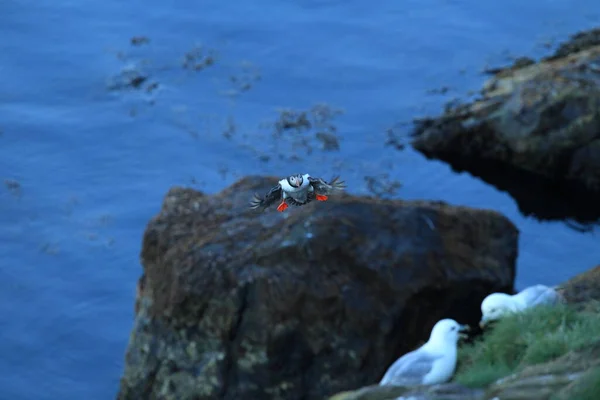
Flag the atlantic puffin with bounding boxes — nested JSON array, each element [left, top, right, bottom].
[[249, 173, 346, 212]]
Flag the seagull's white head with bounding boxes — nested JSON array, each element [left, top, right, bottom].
[[480, 293, 518, 328], [428, 318, 470, 348]]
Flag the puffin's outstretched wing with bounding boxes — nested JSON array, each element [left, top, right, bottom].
[[308, 175, 346, 194], [249, 184, 282, 210]]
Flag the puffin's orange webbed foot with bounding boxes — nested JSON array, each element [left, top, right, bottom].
[[316, 194, 328, 201], [277, 201, 289, 212]]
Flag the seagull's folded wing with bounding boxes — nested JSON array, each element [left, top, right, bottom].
[[380, 349, 443, 386]]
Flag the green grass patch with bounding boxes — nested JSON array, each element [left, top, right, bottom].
[[455, 303, 600, 388], [562, 366, 600, 400]]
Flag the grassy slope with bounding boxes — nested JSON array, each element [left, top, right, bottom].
[[454, 302, 600, 389], [564, 366, 600, 400]]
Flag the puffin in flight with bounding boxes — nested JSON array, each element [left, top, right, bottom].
[[250, 173, 346, 212]]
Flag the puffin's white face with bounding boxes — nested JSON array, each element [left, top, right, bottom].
[[287, 174, 304, 188], [480, 293, 513, 327]]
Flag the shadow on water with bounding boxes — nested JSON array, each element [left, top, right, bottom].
[[417, 153, 600, 231]]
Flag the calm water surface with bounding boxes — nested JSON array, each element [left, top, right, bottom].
[[1, 1, 599, 399]]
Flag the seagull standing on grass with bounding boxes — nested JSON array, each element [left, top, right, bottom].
[[379, 319, 470, 387], [479, 284, 563, 328]]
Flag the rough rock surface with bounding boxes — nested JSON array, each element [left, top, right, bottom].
[[118, 176, 518, 400], [558, 264, 600, 307], [410, 31, 600, 222]]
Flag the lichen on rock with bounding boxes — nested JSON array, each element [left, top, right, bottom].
[[118, 176, 518, 400]]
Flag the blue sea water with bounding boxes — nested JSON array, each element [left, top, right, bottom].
[[1, 1, 599, 399]]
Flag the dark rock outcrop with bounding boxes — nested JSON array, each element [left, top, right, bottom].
[[546, 28, 600, 60], [118, 176, 518, 400], [410, 33, 600, 223], [558, 264, 600, 307]]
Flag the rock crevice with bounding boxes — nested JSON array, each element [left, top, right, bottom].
[[220, 283, 250, 400]]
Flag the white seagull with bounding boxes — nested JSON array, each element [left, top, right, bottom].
[[379, 319, 470, 387], [479, 284, 563, 328]]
